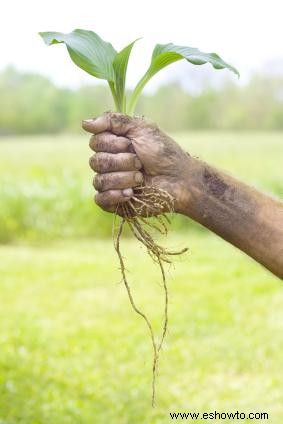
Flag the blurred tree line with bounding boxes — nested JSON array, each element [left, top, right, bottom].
[[0, 66, 283, 134]]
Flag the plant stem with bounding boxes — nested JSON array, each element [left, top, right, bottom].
[[108, 81, 121, 112], [122, 95, 127, 115], [127, 74, 149, 115]]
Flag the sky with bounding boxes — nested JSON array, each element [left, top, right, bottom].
[[1, 0, 283, 91]]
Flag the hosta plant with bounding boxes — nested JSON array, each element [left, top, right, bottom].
[[39, 29, 238, 115], [39, 29, 239, 406]]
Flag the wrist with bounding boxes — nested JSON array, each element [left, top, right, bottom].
[[174, 156, 204, 216]]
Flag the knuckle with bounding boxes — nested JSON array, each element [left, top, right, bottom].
[[94, 192, 102, 205], [95, 192, 117, 213], [89, 152, 113, 173], [94, 132, 132, 153], [90, 152, 114, 173], [89, 154, 97, 170], [94, 171, 139, 191], [92, 152, 105, 172], [94, 174, 103, 190], [91, 153, 113, 173], [89, 135, 96, 150], [94, 193, 108, 210]]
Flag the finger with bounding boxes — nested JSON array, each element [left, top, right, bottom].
[[89, 152, 142, 173], [82, 115, 110, 134], [94, 171, 143, 191], [95, 188, 133, 212], [82, 112, 134, 136], [89, 132, 133, 153]]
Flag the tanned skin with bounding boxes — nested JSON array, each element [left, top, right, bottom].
[[82, 112, 283, 279]]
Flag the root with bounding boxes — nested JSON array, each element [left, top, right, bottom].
[[114, 219, 158, 406], [114, 186, 188, 407]]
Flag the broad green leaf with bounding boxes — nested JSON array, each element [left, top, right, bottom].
[[39, 29, 240, 115], [150, 43, 239, 77], [39, 29, 117, 82], [128, 43, 239, 113], [113, 39, 140, 111]]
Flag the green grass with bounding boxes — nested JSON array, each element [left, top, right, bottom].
[[0, 132, 282, 422], [178, 131, 283, 197], [0, 235, 282, 423], [0, 132, 282, 242]]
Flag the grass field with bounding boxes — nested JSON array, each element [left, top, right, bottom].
[[0, 132, 282, 242], [0, 132, 282, 423], [0, 237, 282, 423]]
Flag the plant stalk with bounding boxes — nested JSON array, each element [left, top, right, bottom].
[[108, 81, 122, 112], [127, 74, 150, 115]]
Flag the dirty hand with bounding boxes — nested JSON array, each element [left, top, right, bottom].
[[82, 112, 191, 214]]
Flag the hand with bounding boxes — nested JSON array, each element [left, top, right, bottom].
[[82, 112, 191, 215]]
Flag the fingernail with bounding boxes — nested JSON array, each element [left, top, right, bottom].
[[135, 172, 143, 183], [134, 157, 142, 169], [122, 188, 133, 197], [82, 118, 95, 123]]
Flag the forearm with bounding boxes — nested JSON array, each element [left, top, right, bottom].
[[177, 157, 283, 279], [84, 113, 282, 278]]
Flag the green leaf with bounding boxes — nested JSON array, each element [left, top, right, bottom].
[[39, 29, 117, 82], [127, 43, 239, 114], [39, 30, 240, 116], [113, 39, 140, 112], [150, 43, 239, 77]]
